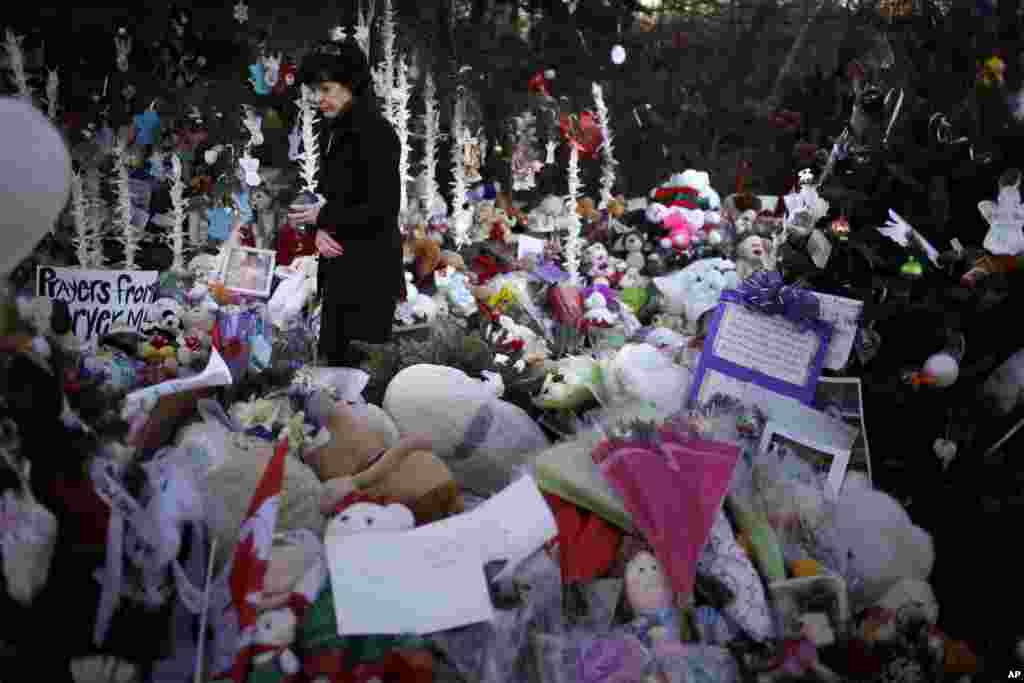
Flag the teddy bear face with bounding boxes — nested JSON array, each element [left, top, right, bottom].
[[326, 502, 415, 536], [255, 608, 298, 648]]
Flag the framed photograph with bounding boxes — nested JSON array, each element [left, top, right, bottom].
[[768, 574, 849, 642], [814, 377, 872, 484], [219, 246, 276, 298], [759, 421, 851, 500]]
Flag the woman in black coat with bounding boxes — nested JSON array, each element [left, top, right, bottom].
[[290, 41, 405, 366]]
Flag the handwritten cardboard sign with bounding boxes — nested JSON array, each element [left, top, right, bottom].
[[36, 266, 159, 342]]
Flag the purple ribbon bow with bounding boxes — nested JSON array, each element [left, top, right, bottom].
[[734, 271, 821, 330]]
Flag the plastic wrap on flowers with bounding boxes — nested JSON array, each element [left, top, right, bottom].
[[81, 351, 144, 395], [430, 551, 563, 683], [272, 323, 317, 372], [531, 630, 652, 683], [655, 644, 742, 683], [592, 419, 740, 599], [212, 307, 262, 380]]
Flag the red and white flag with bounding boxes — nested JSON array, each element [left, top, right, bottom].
[[207, 437, 289, 683]]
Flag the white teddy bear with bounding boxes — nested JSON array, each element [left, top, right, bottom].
[[652, 258, 739, 332], [326, 499, 415, 537], [250, 608, 302, 678]]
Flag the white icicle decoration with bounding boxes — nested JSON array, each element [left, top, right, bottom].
[[592, 83, 618, 210], [167, 154, 188, 274], [70, 172, 95, 267], [372, 0, 396, 120], [46, 68, 59, 120], [421, 72, 443, 217], [355, 0, 376, 57], [112, 138, 140, 270], [450, 98, 471, 248], [563, 144, 583, 284], [3, 30, 32, 101], [393, 54, 412, 217], [295, 85, 324, 202]]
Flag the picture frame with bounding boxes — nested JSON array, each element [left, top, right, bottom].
[[768, 574, 849, 642], [758, 420, 852, 501], [688, 293, 832, 408], [814, 377, 872, 483], [219, 246, 276, 298]]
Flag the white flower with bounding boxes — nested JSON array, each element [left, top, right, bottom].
[[494, 354, 510, 366], [513, 359, 526, 372], [233, 0, 249, 24]]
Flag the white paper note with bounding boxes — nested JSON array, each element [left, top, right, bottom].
[[326, 524, 494, 635], [812, 292, 863, 371], [516, 234, 546, 261], [712, 304, 820, 387]]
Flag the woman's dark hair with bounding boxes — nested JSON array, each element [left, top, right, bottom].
[[299, 40, 372, 96]]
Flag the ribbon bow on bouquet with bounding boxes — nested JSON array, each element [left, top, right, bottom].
[[733, 271, 822, 331]]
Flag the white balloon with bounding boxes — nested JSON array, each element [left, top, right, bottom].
[[923, 352, 959, 388], [0, 98, 71, 275], [611, 45, 627, 65]]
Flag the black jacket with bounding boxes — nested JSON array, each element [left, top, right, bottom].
[[314, 95, 405, 343]]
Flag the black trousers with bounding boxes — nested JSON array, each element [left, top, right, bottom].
[[318, 298, 398, 367]]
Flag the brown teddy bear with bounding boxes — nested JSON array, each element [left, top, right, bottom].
[[607, 195, 627, 219], [305, 395, 464, 525], [410, 238, 443, 288], [576, 197, 601, 224]]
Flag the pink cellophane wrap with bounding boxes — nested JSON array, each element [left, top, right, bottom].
[[595, 428, 740, 598]]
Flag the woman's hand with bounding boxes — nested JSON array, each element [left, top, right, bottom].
[[315, 229, 344, 258], [287, 203, 321, 226]]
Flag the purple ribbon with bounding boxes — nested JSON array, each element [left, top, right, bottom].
[[733, 271, 822, 331]]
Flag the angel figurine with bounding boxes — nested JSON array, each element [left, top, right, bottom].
[[962, 168, 1024, 287], [241, 105, 264, 148]]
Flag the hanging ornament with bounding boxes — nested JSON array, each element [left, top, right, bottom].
[[545, 140, 558, 165], [611, 45, 627, 65], [559, 111, 603, 160], [463, 136, 483, 184], [528, 69, 556, 98], [233, 0, 249, 24]]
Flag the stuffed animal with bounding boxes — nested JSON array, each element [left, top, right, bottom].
[[576, 197, 601, 224], [659, 211, 698, 253], [304, 394, 463, 526], [249, 608, 302, 683], [412, 238, 442, 287], [184, 400, 326, 567], [383, 364, 550, 494], [300, 494, 433, 683], [624, 551, 683, 649], [831, 472, 934, 610]]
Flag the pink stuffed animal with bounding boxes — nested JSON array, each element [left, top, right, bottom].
[[659, 212, 697, 253]]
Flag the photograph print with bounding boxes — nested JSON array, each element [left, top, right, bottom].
[[221, 246, 276, 298]]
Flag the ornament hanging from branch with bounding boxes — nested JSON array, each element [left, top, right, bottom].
[[233, 0, 249, 24], [114, 27, 132, 73]]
